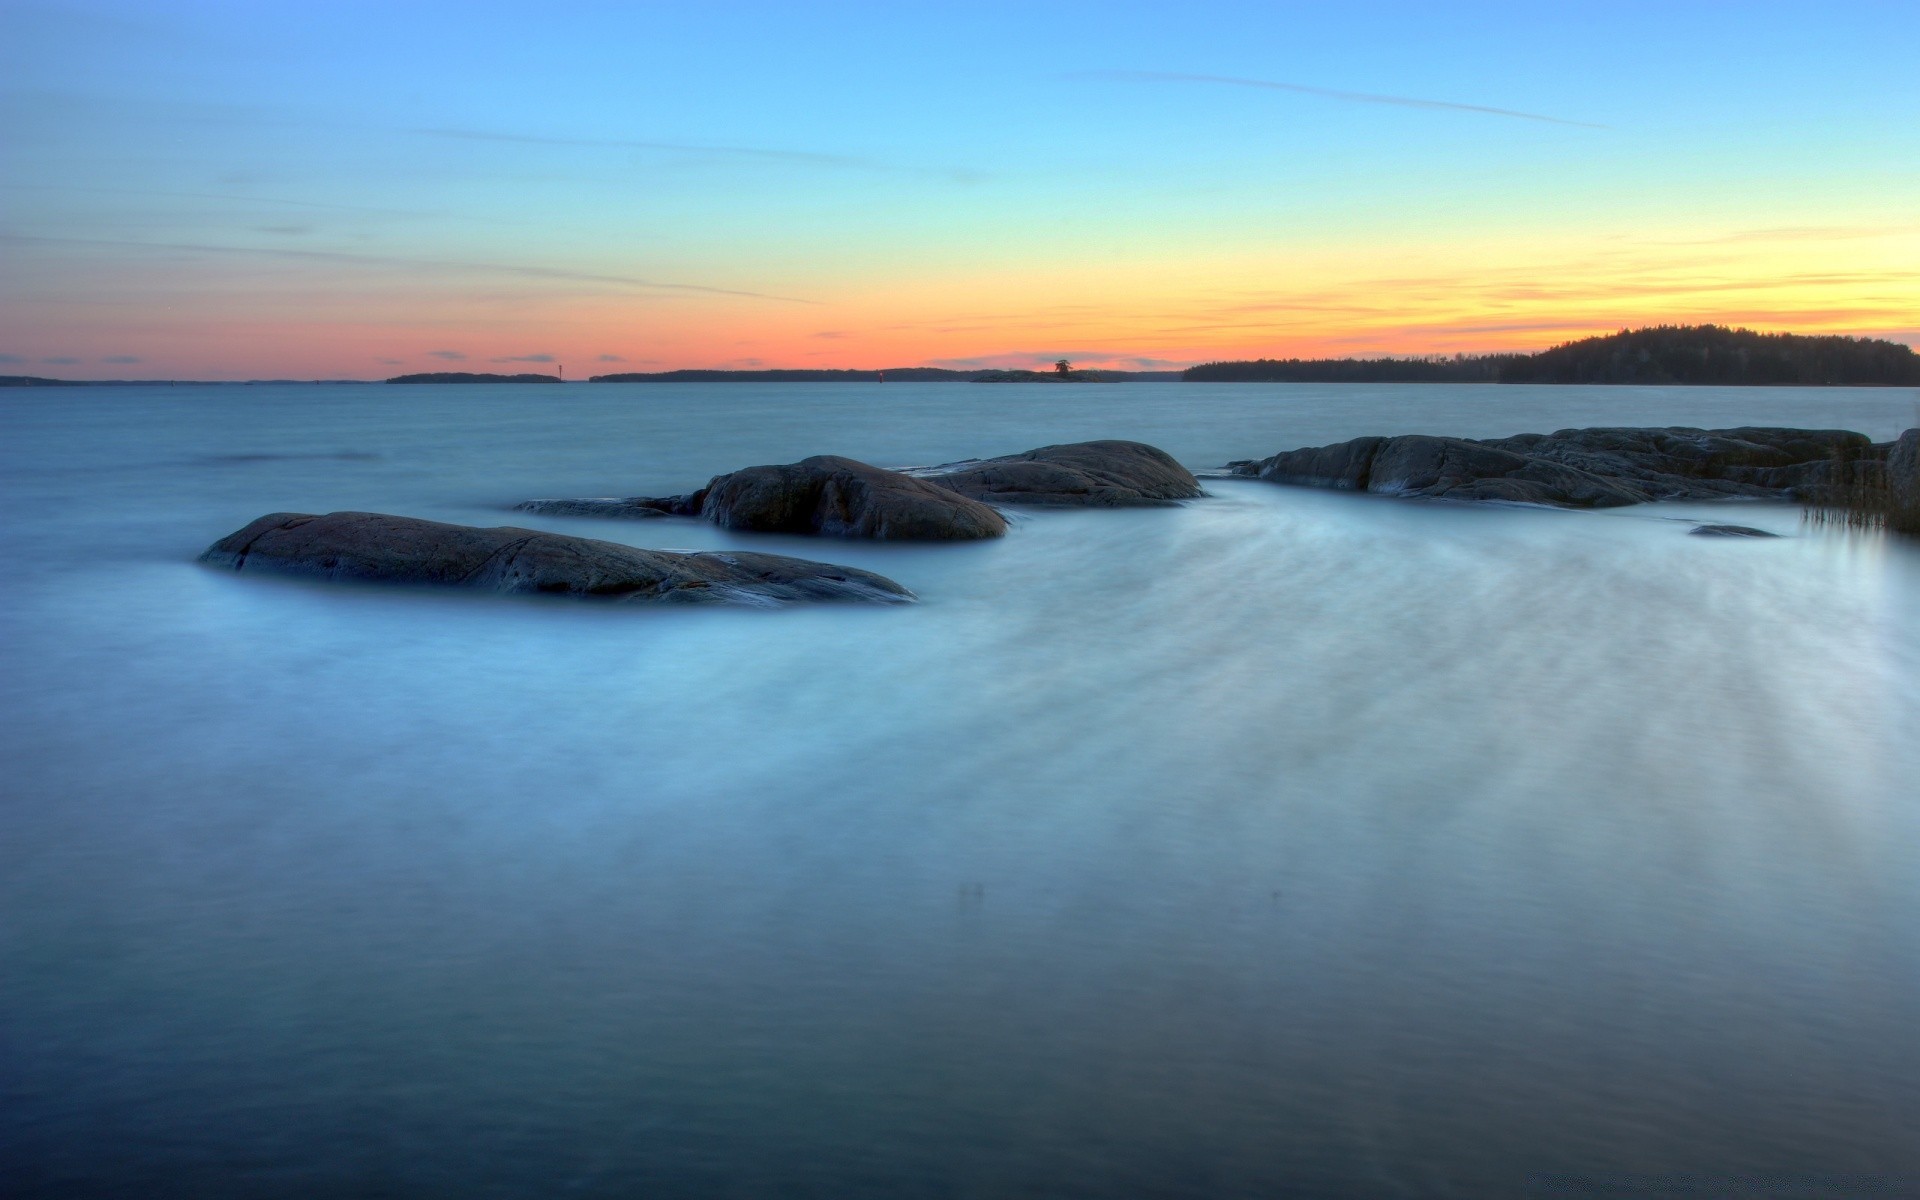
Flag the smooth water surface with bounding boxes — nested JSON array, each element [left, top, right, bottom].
[[4, 383, 1918, 1198]]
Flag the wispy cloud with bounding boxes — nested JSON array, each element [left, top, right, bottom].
[[415, 126, 873, 168], [1658, 223, 1920, 246], [1, 234, 814, 303], [492, 353, 555, 363], [428, 350, 467, 361], [1073, 70, 1606, 128], [42, 356, 81, 364], [0, 181, 440, 219], [595, 353, 625, 362], [0, 354, 24, 363], [411, 127, 987, 183], [101, 354, 141, 363]]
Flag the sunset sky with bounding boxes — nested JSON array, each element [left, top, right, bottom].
[[4, 0, 1916, 379]]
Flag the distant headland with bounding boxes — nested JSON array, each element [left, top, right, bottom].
[[386, 372, 565, 384], [4, 326, 1915, 388], [1184, 326, 1920, 386], [588, 365, 1181, 383]]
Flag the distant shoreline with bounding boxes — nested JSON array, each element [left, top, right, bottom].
[[6, 325, 1916, 389]]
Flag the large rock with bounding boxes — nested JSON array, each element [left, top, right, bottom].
[[521, 456, 1007, 540], [912, 440, 1205, 507], [1230, 426, 1881, 507], [1888, 429, 1920, 503], [200, 512, 913, 605]]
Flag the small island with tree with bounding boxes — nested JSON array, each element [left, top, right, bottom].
[[1184, 326, 1920, 386], [386, 372, 564, 384]]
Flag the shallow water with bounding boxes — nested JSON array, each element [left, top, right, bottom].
[[3, 382, 1918, 1198]]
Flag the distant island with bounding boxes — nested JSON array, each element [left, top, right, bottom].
[[1185, 326, 1920, 386], [387, 372, 563, 384], [0, 375, 366, 387], [589, 366, 1181, 383], [8, 326, 1913, 388]]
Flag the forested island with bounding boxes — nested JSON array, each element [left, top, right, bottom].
[[589, 366, 1181, 382], [1186, 326, 1920, 385], [387, 372, 563, 384]]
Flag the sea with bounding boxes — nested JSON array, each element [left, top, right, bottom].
[[3, 382, 1917, 1199]]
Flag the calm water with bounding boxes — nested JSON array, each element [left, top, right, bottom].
[[3, 382, 1918, 1199]]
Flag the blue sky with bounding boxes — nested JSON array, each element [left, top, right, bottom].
[[4, 0, 1916, 375]]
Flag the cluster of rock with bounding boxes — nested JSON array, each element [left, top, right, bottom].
[[201, 440, 1203, 608], [514, 440, 1202, 538], [199, 511, 913, 605], [196, 426, 1918, 610], [1227, 426, 1895, 508]]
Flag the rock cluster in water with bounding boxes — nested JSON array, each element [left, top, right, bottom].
[[909, 440, 1205, 507], [199, 511, 913, 606], [517, 440, 1203, 537], [203, 428, 1915, 612], [1228, 427, 1886, 507]]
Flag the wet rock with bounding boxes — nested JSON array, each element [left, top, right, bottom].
[[1888, 429, 1920, 502], [1230, 426, 1875, 508], [1688, 524, 1780, 538], [914, 440, 1204, 507], [539, 455, 1008, 540], [199, 511, 913, 605], [513, 497, 672, 519]]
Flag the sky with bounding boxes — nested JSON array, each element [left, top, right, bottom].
[[2, 0, 1917, 379]]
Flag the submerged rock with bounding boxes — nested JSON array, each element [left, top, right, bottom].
[[528, 455, 1008, 540], [1888, 429, 1920, 503], [199, 511, 913, 605], [1689, 524, 1780, 538], [1229, 426, 1880, 508], [913, 440, 1204, 507], [513, 497, 671, 519]]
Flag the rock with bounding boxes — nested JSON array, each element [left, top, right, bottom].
[[513, 497, 671, 519], [1689, 524, 1780, 538], [1230, 426, 1875, 508], [199, 512, 913, 605], [912, 440, 1204, 507], [534, 456, 1008, 540], [1888, 429, 1920, 503]]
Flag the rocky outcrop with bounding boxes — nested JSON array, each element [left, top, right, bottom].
[[199, 512, 913, 605], [1888, 429, 1920, 503], [513, 497, 670, 519], [1229, 426, 1882, 508], [912, 440, 1204, 507], [522, 455, 1008, 540], [1689, 524, 1780, 538]]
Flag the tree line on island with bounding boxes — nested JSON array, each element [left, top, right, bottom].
[[1182, 326, 1920, 385], [6, 325, 1913, 388], [384, 327, 1915, 386]]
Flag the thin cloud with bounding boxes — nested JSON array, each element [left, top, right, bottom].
[[492, 354, 555, 363], [415, 127, 871, 168], [1074, 70, 1606, 129], [0, 354, 23, 363], [595, 353, 625, 362], [0, 181, 439, 218], [1660, 224, 1920, 246], [0, 234, 814, 303], [42, 356, 81, 364], [101, 354, 141, 363], [428, 350, 467, 361], [413, 127, 987, 183]]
